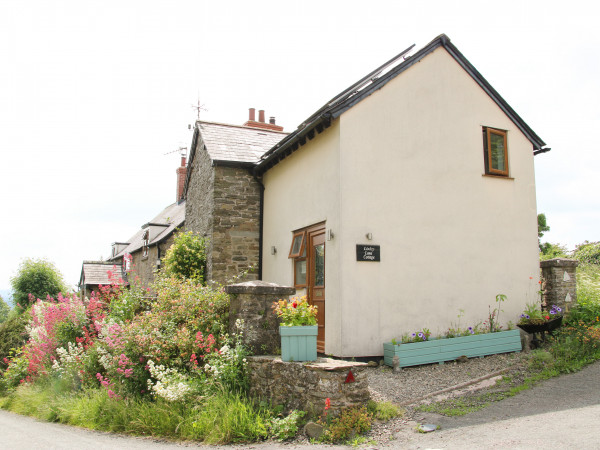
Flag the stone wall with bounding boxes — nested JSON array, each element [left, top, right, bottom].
[[541, 258, 579, 313], [225, 280, 294, 355], [212, 165, 261, 283], [129, 234, 176, 288], [184, 140, 261, 284], [184, 143, 215, 278], [248, 356, 369, 418]]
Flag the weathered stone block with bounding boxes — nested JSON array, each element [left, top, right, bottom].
[[248, 356, 370, 418]]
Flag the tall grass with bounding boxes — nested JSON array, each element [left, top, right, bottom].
[[0, 382, 273, 444]]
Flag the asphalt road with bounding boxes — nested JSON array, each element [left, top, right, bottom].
[[1, 361, 599, 449]]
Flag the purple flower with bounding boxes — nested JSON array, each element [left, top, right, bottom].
[[418, 332, 424, 338], [525, 315, 530, 319]]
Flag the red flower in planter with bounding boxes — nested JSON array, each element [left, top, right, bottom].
[[292, 301, 298, 308]]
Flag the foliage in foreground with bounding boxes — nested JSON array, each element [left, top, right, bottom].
[[0, 382, 276, 444]]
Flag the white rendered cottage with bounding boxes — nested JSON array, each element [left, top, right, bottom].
[[254, 34, 550, 357]]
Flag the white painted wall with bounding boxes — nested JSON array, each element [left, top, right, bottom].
[[263, 47, 540, 357], [261, 122, 343, 355]]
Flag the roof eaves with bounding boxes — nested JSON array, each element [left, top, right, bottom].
[[212, 160, 256, 169]]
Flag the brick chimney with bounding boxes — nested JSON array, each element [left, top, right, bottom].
[[243, 107, 284, 131], [176, 155, 187, 203]]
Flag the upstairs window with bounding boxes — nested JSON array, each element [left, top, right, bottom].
[[483, 127, 508, 176]]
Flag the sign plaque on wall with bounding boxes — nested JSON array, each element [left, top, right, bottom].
[[356, 245, 380, 262]]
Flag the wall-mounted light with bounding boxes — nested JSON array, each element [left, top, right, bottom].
[[271, 246, 277, 255], [327, 229, 334, 241], [366, 233, 373, 240]]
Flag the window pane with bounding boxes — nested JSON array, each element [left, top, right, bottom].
[[314, 244, 325, 287], [295, 259, 306, 285], [490, 132, 506, 172]]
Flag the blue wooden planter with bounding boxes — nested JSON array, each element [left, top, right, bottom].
[[280, 325, 318, 362], [384, 329, 522, 368]]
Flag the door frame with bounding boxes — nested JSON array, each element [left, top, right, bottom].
[[306, 223, 326, 353]]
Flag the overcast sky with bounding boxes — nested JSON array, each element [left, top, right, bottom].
[[1, 0, 598, 295]]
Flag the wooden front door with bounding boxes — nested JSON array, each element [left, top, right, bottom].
[[308, 226, 326, 353]]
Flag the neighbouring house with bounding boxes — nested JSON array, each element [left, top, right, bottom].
[[78, 261, 126, 299], [183, 109, 287, 283], [105, 156, 187, 287], [254, 34, 550, 357]]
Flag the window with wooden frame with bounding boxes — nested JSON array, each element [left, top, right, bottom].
[[483, 127, 509, 176], [289, 230, 307, 288]]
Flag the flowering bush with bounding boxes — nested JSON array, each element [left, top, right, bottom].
[[23, 293, 87, 378], [272, 296, 317, 326], [123, 275, 228, 369], [146, 360, 196, 401], [202, 321, 249, 393]]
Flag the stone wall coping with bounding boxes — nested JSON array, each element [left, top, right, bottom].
[[540, 258, 579, 268], [249, 355, 367, 372], [225, 280, 296, 295]]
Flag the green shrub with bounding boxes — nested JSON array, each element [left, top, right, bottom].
[[10, 258, 68, 308], [367, 400, 403, 421], [321, 406, 372, 443], [573, 241, 600, 265], [162, 231, 207, 283], [107, 276, 151, 322], [0, 312, 29, 371], [540, 242, 569, 261], [268, 410, 305, 441]]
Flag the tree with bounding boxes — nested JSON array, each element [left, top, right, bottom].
[[537, 213, 550, 239], [10, 258, 68, 308]]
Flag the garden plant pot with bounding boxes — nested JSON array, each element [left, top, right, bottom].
[[280, 325, 318, 362], [383, 329, 522, 368], [517, 316, 563, 348], [517, 316, 563, 334]]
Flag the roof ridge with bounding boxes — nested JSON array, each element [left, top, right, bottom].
[[199, 120, 289, 135]]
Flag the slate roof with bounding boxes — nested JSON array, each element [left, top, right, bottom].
[[198, 121, 288, 164], [255, 33, 549, 175], [79, 261, 124, 287], [109, 200, 186, 260]]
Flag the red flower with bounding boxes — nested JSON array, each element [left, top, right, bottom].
[[545, 315, 550, 320], [292, 301, 298, 308], [325, 398, 331, 410]]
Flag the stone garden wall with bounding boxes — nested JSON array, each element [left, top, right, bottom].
[[248, 356, 369, 418], [225, 280, 294, 355], [541, 258, 579, 313]]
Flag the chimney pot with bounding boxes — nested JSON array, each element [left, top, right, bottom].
[[176, 158, 187, 203], [248, 108, 255, 121], [258, 110, 265, 123], [269, 117, 276, 125]]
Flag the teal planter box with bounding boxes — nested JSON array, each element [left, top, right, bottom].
[[280, 325, 318, 362], [384, 329, 521, 368]]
